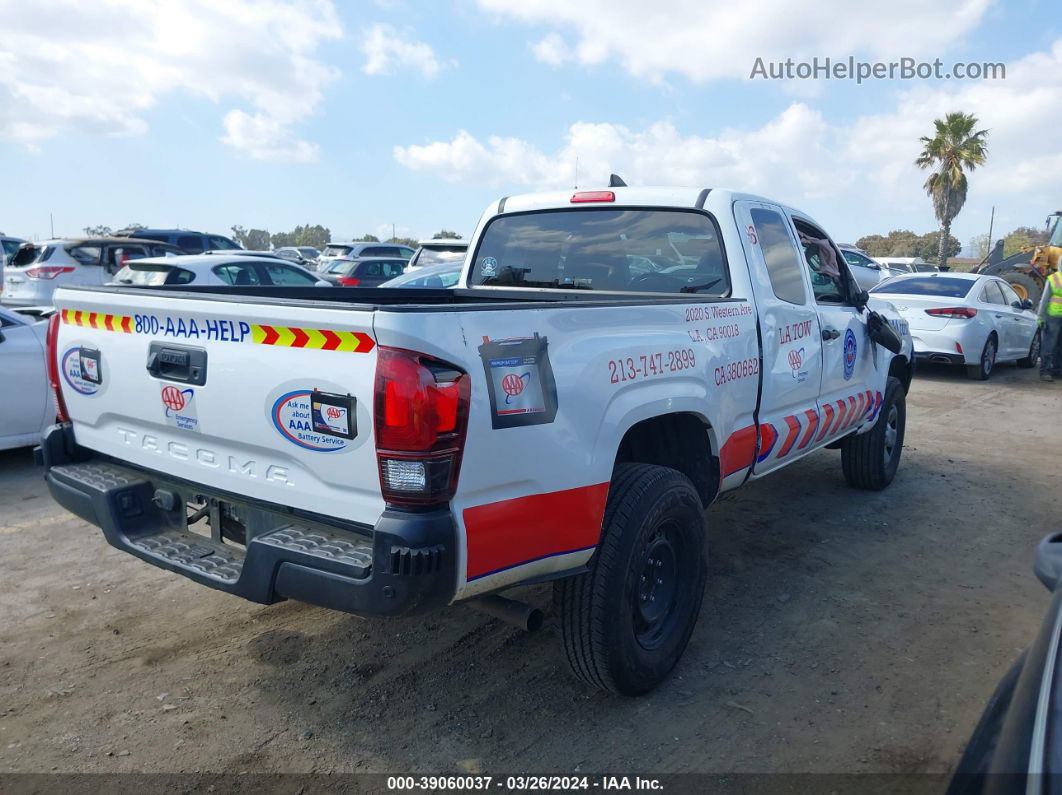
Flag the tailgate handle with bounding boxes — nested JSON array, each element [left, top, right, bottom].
[[146, 343, 207, 386]]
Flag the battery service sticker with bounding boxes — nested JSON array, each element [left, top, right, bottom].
[[266, 380, 359, 452], [60, 346, 101, 396], [478, 334, 558, 430]]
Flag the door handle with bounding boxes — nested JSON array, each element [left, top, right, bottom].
[[821, 328, 841, 341]]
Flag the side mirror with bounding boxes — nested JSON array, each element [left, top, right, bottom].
[[853, 288, 870, 310], [1034, 533, 1062, 592], [1021, 299, 1034, 311], [866, 310, 903, 354]]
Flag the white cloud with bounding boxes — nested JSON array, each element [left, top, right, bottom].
[[220, 110, 319, 163], [529, 33, 571, 67], [478, 0, 991, 82], [0, 0, 341, 161], [394, 105, 847, 199], [361, 23, 451, 78], [395, 39, 1062, 243]]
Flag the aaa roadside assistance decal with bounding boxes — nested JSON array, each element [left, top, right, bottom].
[[60, 346, 101, 396], [266, 381, 359, 452], [61, 309, 374, 353], [478, 334, 558, 430]]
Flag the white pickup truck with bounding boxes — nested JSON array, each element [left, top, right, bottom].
[[41, 186, 913, 695]]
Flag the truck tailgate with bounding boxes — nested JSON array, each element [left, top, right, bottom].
[[51, 289, 384, 524]]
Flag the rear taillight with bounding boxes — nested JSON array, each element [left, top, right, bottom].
[[338, 276, 361, 286], [45, 313, 69, 422], [374, 347, 470, 508], [925, 307, 976, 318], [25, 266, 76, 280]]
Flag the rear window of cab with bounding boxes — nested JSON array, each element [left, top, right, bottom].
[[870, 276, 974, 298], [469, 208, 729, 296]]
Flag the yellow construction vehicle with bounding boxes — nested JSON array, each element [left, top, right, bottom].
[[977, 211, 1062, 304]]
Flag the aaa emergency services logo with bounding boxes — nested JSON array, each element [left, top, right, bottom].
[[271, 390, 347, 452], [161, 384, 199, 431], [843, 329, 857, 381], [788, 347, 808, 383], [60, 347, 100, 395]]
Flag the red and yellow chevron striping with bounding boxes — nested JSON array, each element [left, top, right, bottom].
[[60, 308, 132, 332], [248, 324, 374, 353]]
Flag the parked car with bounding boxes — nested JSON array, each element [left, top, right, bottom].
[[319, 257, 407, 287], [41, 184, 913, 695], [870, 272, 1040, 379], [0, 304, 51, 450], [877, 256, 938, 274], [274, 246, 320, 266], [1, 235, 27, 298], [838, 244, 891, 291], [117, 228, 243, 254], [112, 255, 329, 288], [380, 260, 462, 288], [408, 238, 468, 268], [948, 533, 1062, 794], [316, 242, 416, 271], [2, 238, 184, 306]]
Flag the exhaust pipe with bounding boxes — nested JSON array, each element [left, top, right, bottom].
[[467, 595, 544, 632]]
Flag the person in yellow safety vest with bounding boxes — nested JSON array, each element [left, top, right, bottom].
[[1039, 263, 1062, 382]]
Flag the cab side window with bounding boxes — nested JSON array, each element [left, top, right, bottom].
[[750, 208, 806, 305], [793, 220, 851, 304], [177, 235, 205, 253]]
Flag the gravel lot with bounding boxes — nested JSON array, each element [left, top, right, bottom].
[[0, 363, 1057, 777]]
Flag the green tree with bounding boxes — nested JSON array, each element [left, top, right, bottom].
[[387, 236, 419, 247], [353, 233, 379, 242], [854, 234, 889, 256], [432, 229, 460, 239], [83, 224, 113, 237], [270, 224, 331, 249], [916, 231, 961, 262], [915, 111, 989, 265]]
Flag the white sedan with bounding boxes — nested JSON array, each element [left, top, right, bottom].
[[870, 271, 1040, 380], [0, 305, 52, 450], [112, 254, 329, 288]]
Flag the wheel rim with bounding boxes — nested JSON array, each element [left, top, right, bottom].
[[983, 339, 996, 375], [883, 403, 899, 466], [633, 521, 681, 650]]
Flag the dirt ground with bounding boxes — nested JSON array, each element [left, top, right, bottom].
[[1, 363, 1059, 777]]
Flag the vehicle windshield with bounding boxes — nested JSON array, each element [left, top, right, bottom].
[[870, 276, 974, 298], [326, 261, 352, 274], [416, 248, 467, 267], [384, 264, 462, 288], [469, 209, 729, 295], [322, 245, 352, 257]]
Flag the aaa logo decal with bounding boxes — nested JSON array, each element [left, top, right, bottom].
[[843, 329, 857, 381]]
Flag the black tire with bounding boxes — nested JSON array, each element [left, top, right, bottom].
[[966, 334, 997, 380], [553, 463, 706, 695], [1001, 271, 1043, 307], [1017, 330, 1041, 369], [840, 376, 906, 490]]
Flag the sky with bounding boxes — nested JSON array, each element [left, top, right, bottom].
[[1, 0, 1059, 251]]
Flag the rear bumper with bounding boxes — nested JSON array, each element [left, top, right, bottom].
[[911, 330, 976, 365], [40, 424, 456, 617], [914, 350, 967, 366]]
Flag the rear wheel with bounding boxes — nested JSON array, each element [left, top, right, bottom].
[[967, 335, 997, 380], [840, 376, 906, 490], [554, 463, 706, 695], [1017, 331, 1041, 369]]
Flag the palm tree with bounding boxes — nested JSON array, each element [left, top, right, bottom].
[[915, 112, 989, 266]]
